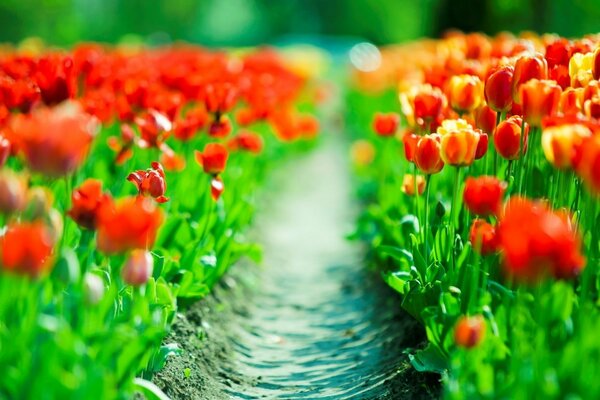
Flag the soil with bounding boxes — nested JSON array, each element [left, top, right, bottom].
[[151, 136, 442, 399]]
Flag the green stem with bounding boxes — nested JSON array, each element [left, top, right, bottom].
[[450, 167, 462, 270], [424, 174, 432, 267]]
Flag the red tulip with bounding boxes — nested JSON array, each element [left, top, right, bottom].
[[414, 134, 444, 174], [469, 219, 498, 255], [68, 178, 111, 230], [210, 176, 225, 201], [498, 197, 585, 281], [208, 115, 232, 138], [372, 112, 400, 137], [97, 197, 163, 255], [463, 176, 506, 217], [0, 222, 55, 278], [519, 79, 561, 127], [127, 162, 169, 203], [494, 116, 529, 160], [228, 130, 264, 154], [485, 65, 514, 113], [402, 130, 419, 163], [512, 53, 548, 104], [195, 143, 229, 175]]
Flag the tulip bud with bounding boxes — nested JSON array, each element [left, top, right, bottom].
[[475, 132, 489, 160], [469, 219, 498, 255], [494, 116, 529, 160], [210, 177, 225, 201], [454, 315, 485, 348], [372, 112, 400, 137], [447, 74, 484, 113], [0, 170, 27, 215], [402, 130, 419, 163], [121, 250, 154, 286], [519, 79, 561, 127], [401, 174, 426, 196], [485, 66, 513, 112], [414, 134, 444, 174], [512, 54, 548, 104], [83, 272, 105, 305], [474, 105, 497, 136]]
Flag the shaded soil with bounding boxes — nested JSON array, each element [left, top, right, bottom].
[[152, 139, 441, 399]]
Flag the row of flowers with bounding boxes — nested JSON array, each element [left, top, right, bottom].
[[349, 31, 600, 398], [0, 43, 320, 398]]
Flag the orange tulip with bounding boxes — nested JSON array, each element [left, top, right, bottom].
[[519, 79, 561, 127], [542, 124, 592, 170], [470, 219, 498, 255], [401, 174, 426, 196], [454, 315, 485, 348], [447, 74, 484, 113], [195, 143, 229, 175], [437, 119, 480, 166]]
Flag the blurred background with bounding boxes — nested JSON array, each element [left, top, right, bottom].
[[0, 0, 598, 46]]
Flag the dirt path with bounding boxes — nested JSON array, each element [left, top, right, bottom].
[[153, 136, 439, 399]]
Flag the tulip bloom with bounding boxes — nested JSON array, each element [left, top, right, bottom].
[[560, 88, 584, 116], [97, 197, 163, 255], [208, 116, 232, 138], [0, 170, 27, 215], [519, 79, 561, 127], [448, 74, 483, 113], [569, 52, 594, 88], [372, 112, 400, 137], [68, 179, 111, 230], [542, 124, 592, 170], [485, 65, 514, 113], [463, 176, 506, 217], [494, 116, 529, 160], [195, 143, 229, 175], [414, 134, 444, 174], [402, 130, 419, 163], [414, 89, 446, 127], [127, 162, 169, 203], [401, 174, 426, 196], [512, 54, 548, 104], [454, 315, 485, 348], [122, 250, 154, 286], [474, 105, 497, 135], [498, 197, 585, 281], [350, 140, 375, 167], [0, 222, 55, 278], [593, 46, 600, 80], [7, 102, 98, 177], [437, 119, 480, 166], [469, 219, 498, 255], [204, 82, 237, 114]]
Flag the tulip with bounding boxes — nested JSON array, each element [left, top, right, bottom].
[[576, 135, 600, 194], [474, 105, 497, 136], [83, 273, 105, 305], [210, 177, 225, 201], [121, 250, 154, 286], [195, 143, 229, 175], [135, 110, 172, 149], [401, 174, 426, 196], [545, 39, 573, 68], [208, 115, 232, 138], [97, 197, 163, 255], [372, 112, 400, 137], [68, 178, 111, 230], [174, 106, 208, 141], [542, 124, 592, 170], [519, 79, 561, 127], [0, 135, 10, 167], [414, 89, 446, 127], [127, 162, 169, 203], [204, 82, 237, 114], [414, 134, 444, 174], [475, 132, 489, 160], [494, 116, 529, 160], [437, 119, 480, 167], [470, 219, 498, 255], [593, 46, 600, 80], [0, 170, 27, 215], [512, 53, 548, 104], [454, 315, 485, 348], [228, 131, 264, 154], [559, 88, 584, 115], [463, 176, 506, 217], [350, 140, 375, 167], [6, 102, 98, 177], [402, 130, 419, 163], [485, 65, 514, 113], [569, 52, 594, 88], [447, 74, 484, 113], [0, 222, 55, 278], [498, 197, 585, 281], [34, 54, 76, 105]]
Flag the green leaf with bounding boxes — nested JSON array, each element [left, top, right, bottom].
[[133, 378, 171, 400], [408, 343, 448, 373], [51, 248, 81, 284]]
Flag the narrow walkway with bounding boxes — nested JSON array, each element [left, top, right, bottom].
[[218, 138, 427, 399]]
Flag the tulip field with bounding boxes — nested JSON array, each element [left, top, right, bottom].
[[2, 30, 600, 400]]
